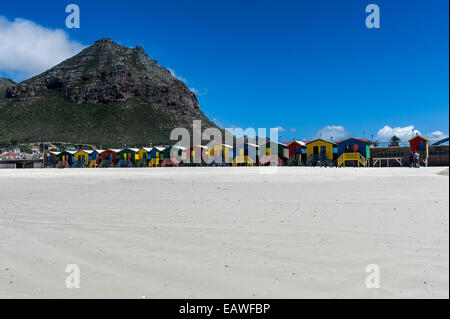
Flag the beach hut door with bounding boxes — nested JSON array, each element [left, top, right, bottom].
[[313, 146, 319, 161], [320, 146, 326, 161]]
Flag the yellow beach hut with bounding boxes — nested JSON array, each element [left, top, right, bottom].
[[305, 139, 337, 166], [74, 150, 90, 166], [207, 144, 233, 165], [137, 147, 152, 161]]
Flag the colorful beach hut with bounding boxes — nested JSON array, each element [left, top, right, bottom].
[[56, 150, 76, 167], [161, 145, 186, 167], [258, 141, 289, 166], [207, 144, 233, 165], [73, 150, 100, 167], [409, 135, 429, 166], [232, 143, 259, 166], [305, 139, 337, 166], [100, 149, 120, 166], [187, 145, 208, 165], [286, 140, 307, 166], [117, 148, 140, 166], [44, 150, 60, 167], [148, 147, 165, 167], [336, 138, 371, 167], [137, 148, 152, 161]]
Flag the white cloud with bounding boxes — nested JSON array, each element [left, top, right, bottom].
[[426, 131, 448, 142], [376, 125, 420, 142], [315, 125, 349, 140], [274, 126, 287, 132], [168, 68, 188, 83], [289, 128, 297, 132], [212, 118, 225, 129], [0, 16, 85, 81], [189, 87, 207, 96], [168, 67, 206, 97]]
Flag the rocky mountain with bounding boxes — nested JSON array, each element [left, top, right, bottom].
[[0, 78, 15, 90], [0, 38, 216, 147]]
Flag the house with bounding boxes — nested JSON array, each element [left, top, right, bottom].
[[137, 147, 152, 161], [0, 151, 20, 160], [31, 145, 40, 153], [286, 140, 307, 166], [232, 143, 259, 166], [115, 148, 139, 167], [44, 150, 60, 167], [258, 141, 289, 166], [74, 150, 93, 167], [161, 146, 186, 167], [117, 148, 140, 164], [305, 139, 337, 166], [207, 144, 233, 165], [187, 145, 208, 165], [148, 147, 165, 167], [335, 138, 371, 167], [89, 150, 102, 167], [57, 150, 76, 166], [409, 135, 429, 166], [100, 149, 120, 165]]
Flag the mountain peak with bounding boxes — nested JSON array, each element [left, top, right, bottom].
[[94, 37, 116, 44], [0, 77, 15, 88], [7, 38, 194, 106], [1, 38, 216, 146]]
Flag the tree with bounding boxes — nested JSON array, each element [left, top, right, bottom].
[[389, 135, 400, 146]]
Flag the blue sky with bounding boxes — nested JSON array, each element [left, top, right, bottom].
[[0, 0, 448, 143]]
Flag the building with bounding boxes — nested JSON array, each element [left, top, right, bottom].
[[286, 141, 307, 166], [207, 144, 233, 165], [57, 150, 76, 167], [258, 141, 289, 166], [148, 147, 165, 167], [74, 150, 93, 167], [117, 148, 140, 165], [44, 150, 60, 167], [137, 148, 152, 162], [187, 145, 208, 165], [336, 138, 372, 167], [428, 145, 449, 166], [232, 143, 259, 166], [161, 146, 186, 166], [409, 135, 429, 166], [100, 149, 120, 165], [305, 139, 337, 166]]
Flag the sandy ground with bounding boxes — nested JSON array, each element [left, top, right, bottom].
[[0, 167, 448, 299]]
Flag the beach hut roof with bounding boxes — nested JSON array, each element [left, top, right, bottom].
[[335, 137, 371, 144], [78, 150, 99, 155], [140, 147, 153, 152], [288, 140, 306, 146], [152, 147, 165, 152], [102, 149, 121, 153], [261, 141, 288, 147], [61, 150, 77, 155], [45, 150, 61, 155], [306, 139, 337, 146], [170, 145, 187, 150], [408, 135, 428, 142]]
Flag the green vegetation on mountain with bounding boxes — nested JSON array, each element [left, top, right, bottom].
[[0, 38, 216, 148]]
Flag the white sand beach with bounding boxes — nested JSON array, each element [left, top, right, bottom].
[[0, 167, 448, 299]]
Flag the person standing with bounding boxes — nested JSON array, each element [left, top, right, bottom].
[[410, 152, 415, 168]]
